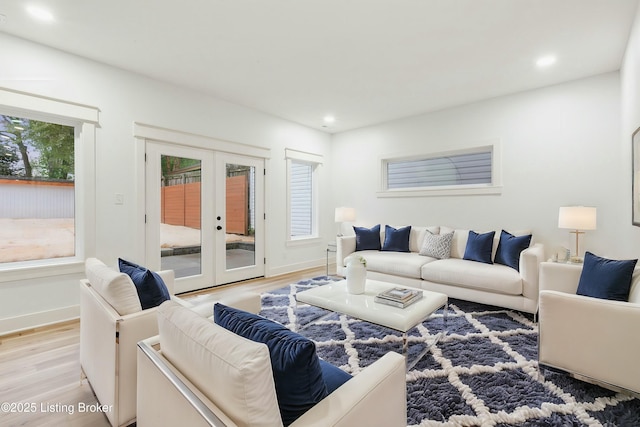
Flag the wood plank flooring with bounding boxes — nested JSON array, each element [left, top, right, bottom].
[[0, 266, 327, 427]]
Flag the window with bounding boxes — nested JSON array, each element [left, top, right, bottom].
[[286, 149, 322, 242], [290, 160, 313, 236], [379, 143, 502, 197], [0, 115, 75, 263], [0, 88, 97, 279]]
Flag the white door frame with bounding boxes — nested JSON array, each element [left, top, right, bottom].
[[134, 123, 270, 292], [215, 152, 265, 284], [145, 141, 215, 293]]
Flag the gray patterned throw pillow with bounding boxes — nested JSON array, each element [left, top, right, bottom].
[[419, 230, 454, 259]]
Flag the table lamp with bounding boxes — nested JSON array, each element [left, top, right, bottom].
[[558, 206, 597, 263], [335, 207, 356, 236]]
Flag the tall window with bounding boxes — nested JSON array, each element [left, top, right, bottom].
[[286, 149, 322, 241], [0, 115, 75, 263], [290, 160, 313, 237], [0, 87, 97, 276]]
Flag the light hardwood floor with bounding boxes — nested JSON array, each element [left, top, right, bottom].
[[0, 266, 328, 427]]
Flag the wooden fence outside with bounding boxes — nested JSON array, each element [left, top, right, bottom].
[[161, 175, 248, 235]]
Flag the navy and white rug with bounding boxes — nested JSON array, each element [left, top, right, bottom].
[[259, 276, 640, 427]]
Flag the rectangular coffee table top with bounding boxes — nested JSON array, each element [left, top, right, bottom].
[[296, 279, 447, 333]]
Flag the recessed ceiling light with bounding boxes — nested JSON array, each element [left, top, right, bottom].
[[323, 115, 335, 124], [26, 5, 54, 22], [536, 55, 556, 68]]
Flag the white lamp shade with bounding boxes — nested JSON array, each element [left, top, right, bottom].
[[335, 207, 356, 222], [558, 206, 597, 230]]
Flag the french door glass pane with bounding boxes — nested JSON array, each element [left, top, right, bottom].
[[160, 155, 202, 278], [225, 163, 255, 270]]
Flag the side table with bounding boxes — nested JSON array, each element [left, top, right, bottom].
[[326, 242, 337, 276]]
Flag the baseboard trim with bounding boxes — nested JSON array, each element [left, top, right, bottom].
[[0, 305, 79, 336]]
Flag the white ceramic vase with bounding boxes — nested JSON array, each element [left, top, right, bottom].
[[346, 259, 366, 294]]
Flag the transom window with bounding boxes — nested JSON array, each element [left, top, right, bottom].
[[379, 143, 502, 197]]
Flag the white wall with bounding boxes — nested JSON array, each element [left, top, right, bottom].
[[332, 72, 630, 259], [0, 33, 333, 333], [621, 2, 640, 251]]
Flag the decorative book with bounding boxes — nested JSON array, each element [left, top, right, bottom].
[[374, 287, 423, 308]]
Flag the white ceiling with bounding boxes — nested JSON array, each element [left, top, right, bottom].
[[0, 0, 638, 133]]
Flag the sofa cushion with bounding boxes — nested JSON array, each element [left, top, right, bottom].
[[382, 225, 411, 252], [353, 224, 381, 251], [157, 301, 282, 427], [358, 250, 436, 279], [494, 230, 532, 272], [577, 252, 638, 301], [214, 303, 328, 426], [118, 258, 171, 310], [85, 258, 142, 315], [419, 230, 453, 259], [421, 258, 523, 295], [463, 230, 495, 264]]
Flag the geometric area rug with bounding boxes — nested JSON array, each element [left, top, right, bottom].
[[259, 276, 640, 427]]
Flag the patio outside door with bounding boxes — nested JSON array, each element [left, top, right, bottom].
[[146, 142, 264, 293]]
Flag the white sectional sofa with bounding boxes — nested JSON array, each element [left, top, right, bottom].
[[336, 226, 545, 314]]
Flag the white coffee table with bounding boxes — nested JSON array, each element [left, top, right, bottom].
[[296, 279, 448, 369]]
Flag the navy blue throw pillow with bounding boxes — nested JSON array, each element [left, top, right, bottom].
[[353, 224, 381, 251], [463, 230, 495, 264], [319, 359, 351, 394], [576, 252, 637, 301], [382, 225, 411, 252], [214, 303, 328, 426], [118, 258, 170, 310], [494, 230, 532, 271]]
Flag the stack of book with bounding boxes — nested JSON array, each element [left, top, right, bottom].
[[374, 287, 423, 308]]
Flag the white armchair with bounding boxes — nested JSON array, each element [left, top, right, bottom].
[[538, 261, 640, 395], [136, 300, 407, 427], [80, 258, 260, 427]]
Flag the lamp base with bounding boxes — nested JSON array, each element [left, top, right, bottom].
[[569, 256, 584, 264]]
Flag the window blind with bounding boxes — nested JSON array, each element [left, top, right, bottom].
[[290, 160, 313, 236], [387, 151, 492, 189]]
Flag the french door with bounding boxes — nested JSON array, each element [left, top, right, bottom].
[[145, 141, 264, 293]]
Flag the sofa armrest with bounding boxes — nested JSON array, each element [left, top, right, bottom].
[[137, 337, 237, 427], [186, 292, 262, 318], [519, 243, 544, 302], [539, 261, 582, 294], [291, 351, 406, 427], [539, 290, 640, 394], [336, 236, 356, 276]]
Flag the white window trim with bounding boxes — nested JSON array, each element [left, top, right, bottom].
[[0, 88, 98, 282], [377, 140, 502, 198], [285, 149, 322, 244]]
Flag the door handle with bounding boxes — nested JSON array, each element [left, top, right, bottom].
[[217, 226, 222, 231]]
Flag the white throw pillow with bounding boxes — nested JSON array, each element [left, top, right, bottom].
[[157, 300, 282, 427], [419, 230, 454, 259], [85, 258, 142, 315]]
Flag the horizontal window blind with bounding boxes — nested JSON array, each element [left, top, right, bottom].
[[387, 151, 492, 189], [290, 160, 313, 237]]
